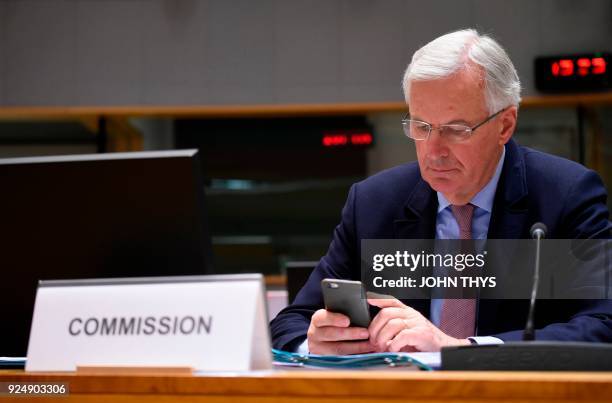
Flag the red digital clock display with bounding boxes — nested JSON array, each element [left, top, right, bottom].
[[535, 53, 610, 92], [322, 132, 373, 148], [550, 57, 606, 77]]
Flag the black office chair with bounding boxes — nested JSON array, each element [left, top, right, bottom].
[[284, 261, 318, 304]]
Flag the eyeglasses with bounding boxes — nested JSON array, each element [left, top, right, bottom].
[[401, 107, 508, 142]]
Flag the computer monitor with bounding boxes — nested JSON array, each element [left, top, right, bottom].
[[0, 149, 213, 356]]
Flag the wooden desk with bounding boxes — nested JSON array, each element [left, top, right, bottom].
[[2, 369, 612, 403]]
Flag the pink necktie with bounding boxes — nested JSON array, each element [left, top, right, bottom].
[[439, 204, 477, 339]]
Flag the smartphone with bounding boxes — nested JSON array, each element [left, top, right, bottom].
[[321, 278, 371, 328]]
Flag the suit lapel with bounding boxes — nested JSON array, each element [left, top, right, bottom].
[[392, 174, 437, 317], [488, 139, 529, 239], [393, 176, 437, 240], [478, 139, 530, 335]]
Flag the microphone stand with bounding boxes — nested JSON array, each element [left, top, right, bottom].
[[523, 224, 545, 341]]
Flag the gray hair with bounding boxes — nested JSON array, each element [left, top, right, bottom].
[[402, 29, 521, 113]]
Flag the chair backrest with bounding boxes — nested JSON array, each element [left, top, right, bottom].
[[285, 261, 318, 304]]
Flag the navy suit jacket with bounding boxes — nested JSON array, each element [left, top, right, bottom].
[[271, 139, 612, 351]]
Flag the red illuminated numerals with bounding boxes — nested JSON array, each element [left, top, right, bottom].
[[551, 60, 573, 77], [576, 58, 591, 76], [559, 59, 574, 76], [551, 62, 560, 76], [591, 57, 606, 75], [322, 134, 347, 147], [350, 133, 373, 145], [551, 57, 607, 77], [323, 132, 373, 147]]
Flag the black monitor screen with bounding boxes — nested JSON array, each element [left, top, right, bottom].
[[0, 149, 213, 356]]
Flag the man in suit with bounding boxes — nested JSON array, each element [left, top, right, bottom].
[[270, 29, 612, 354]]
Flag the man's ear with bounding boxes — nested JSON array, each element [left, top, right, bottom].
[[499, 106, 518, 145]]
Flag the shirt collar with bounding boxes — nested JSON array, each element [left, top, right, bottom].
[[437, 147, 506, 213]]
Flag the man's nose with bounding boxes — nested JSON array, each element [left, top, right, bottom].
[[424, 129, 449, 160]]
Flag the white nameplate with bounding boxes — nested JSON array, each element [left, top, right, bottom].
[[26, 274, 272, 372]]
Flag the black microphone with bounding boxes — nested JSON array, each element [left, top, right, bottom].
[[523, 223, 548, 341], [530, 222, 547, 240]]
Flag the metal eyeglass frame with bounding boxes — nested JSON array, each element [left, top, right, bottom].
[[401, 106, 509, 141]]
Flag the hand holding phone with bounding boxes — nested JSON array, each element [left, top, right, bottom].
[[305, 279, 374, 355], [321, 279, 371, 327]]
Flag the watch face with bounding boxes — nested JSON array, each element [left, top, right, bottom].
[[535, 53, 610, 93]]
